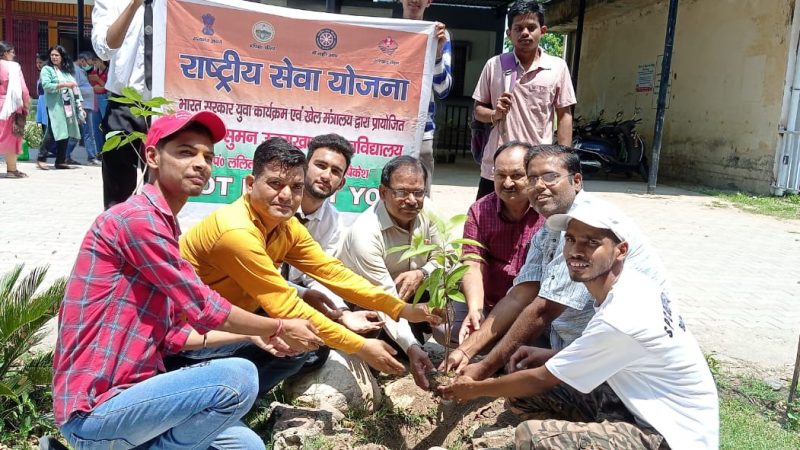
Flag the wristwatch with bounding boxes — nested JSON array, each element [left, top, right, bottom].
[[419, 267, 430, 280]]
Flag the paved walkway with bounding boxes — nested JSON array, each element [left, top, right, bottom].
[[2, 153, 799, 375]]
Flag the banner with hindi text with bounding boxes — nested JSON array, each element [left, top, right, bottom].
[[151, 0, 436, 223]]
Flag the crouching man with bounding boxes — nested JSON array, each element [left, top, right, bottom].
[[441, 203, 719, 449], [53, 111, 323, 449]]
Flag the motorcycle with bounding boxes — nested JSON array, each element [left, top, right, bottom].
[[573, 109, 649, 181]]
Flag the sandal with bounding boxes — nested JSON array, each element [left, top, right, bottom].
[[5, 170, 28, 178], [36, 161, 51, 170]]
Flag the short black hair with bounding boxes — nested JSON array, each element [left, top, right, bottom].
[[524, 144, 582, 175], [307, 133, 354, 170], [155, 122, 213, 150], [77, 50, 96, 61], [507, 0, 546, 28], [494, 140, 535, 162], [380, 155, 427, 187], [252, 137, 307, 178]]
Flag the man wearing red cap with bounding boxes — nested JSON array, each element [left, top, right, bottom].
[[52, 111, 323, 449]]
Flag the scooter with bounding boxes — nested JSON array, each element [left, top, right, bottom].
[[573, 110, 649, 181]]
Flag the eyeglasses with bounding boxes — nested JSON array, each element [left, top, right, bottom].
[[387, 188, 426, 200], [526, 172, 573, 187]]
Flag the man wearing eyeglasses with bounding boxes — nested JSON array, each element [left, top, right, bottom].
[[443, 144, 668, 420], [338, 156, 442, 390], [456, 141, 545, 346]]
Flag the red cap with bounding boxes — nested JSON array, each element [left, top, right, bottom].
[[145, 110, 227, 148]]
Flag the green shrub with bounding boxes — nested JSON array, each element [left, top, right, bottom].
[[0, 265, 66, 445], [23, 122, 43, 149]]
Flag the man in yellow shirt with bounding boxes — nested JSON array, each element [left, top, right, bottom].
[[174, 137, 439, 392]]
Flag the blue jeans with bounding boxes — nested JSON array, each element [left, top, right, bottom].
[[59, 358, 264, 449], [164, 341, 308, 397], [93, 94, 108, 150], [67, 114, 99, 160]]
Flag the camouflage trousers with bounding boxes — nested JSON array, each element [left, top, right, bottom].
[[514, 419, 668, 450], [508, 383, 668, 449]]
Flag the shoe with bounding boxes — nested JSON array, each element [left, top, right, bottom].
[[5, 170, 28, 178], [55, 164, 77, 169], [38, 436, 69, 450], [36, 161, 51, 170], [66, 158, 82, 165], [87, 159, 102, 166]]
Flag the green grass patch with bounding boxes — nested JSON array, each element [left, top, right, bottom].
[[721, 394, 800, 449], [701, 190, 800, 219]]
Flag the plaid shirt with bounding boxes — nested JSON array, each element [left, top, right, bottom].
[[52, 184, 232, 426], [462, 192, 544, 311]]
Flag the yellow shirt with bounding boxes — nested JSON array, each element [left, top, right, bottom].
[[179, 195, 407, 353]]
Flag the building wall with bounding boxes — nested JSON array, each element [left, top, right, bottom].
[[575, 0, 794, 193]]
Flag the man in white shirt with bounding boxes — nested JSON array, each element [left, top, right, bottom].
[[338, 156, 440, 390], [284, 134, 386, 371], [440, 202, 719, 450], [92, 0, 149, 209]]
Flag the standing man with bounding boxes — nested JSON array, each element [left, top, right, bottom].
[[457, 141, 544, 344], [473, 0, 576, 199], [338, 156, 441, 390], [87, 54, 109, 152], [401, 0, 452, 190], [52, 111, 322, 449], [441, 204, 719, 450], [66, 52, 100, 166], [92, 0, 148, 208], [177, 138, 440, 387]]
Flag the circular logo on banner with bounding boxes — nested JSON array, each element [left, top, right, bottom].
[[315, 28, 338, 51], [252, 22, 275, 43]]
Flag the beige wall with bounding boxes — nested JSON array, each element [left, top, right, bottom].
[[575, 0, 793, 193]]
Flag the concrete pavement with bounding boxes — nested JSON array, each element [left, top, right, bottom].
[[2, 152, 798, 375]]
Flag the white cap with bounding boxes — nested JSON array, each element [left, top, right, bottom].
[[546, 201, 628, 242]]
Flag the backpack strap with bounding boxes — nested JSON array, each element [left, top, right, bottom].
[[499, 52, 518, 91]]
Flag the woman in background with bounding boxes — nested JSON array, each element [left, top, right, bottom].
[[0, 41, 31, 178], [37, 45, 83, 170]]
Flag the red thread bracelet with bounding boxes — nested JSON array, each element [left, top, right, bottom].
[[269, 319, 284, 341]]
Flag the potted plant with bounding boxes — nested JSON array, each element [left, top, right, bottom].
[[388, 211, 482, 391]]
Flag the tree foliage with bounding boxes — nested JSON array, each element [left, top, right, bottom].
[[504, 32, 566, 57]]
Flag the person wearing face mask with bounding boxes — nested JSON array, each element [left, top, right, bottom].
[[338, 156, 445, 391], [456, 141, 545, 347], [65, 51, 100, 166]]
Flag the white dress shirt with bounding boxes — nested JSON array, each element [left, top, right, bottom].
[[287, 200, 347, 309], [91, 0, 149, 98], [338, 201, 441, 353]]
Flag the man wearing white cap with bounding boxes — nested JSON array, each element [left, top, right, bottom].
[[440, 203, 719, 450]]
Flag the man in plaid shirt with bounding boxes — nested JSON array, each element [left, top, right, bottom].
[[52, 110, 322, 449]]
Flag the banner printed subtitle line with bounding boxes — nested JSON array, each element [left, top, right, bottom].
[[179, 98, 407, 131]]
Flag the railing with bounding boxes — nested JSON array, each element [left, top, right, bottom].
[[434, 104, 471, 162], [773, 129, 800, 195]]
